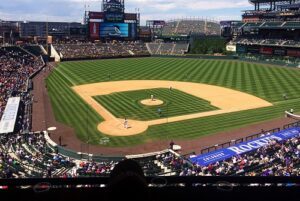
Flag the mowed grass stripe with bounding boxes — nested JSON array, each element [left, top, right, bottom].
[[47, 72, 103, 141], [93, 88, 218, 121], [46, 58, 300, 147], [147, 98, 300, 140]]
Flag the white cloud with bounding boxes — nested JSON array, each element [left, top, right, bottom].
[[127, 0, 250, 11], [0, 0, 251, 22]]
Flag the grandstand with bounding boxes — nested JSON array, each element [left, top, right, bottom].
[[224, 0, 300, 58], [146, 42, 189, 55], [0, 46, 44, 134], [1, 113, 299, 178], [2, 1, 300, 200], [161, 19, 220, 36], [52, 41, 150, 61], [146, 19, 221, 56]]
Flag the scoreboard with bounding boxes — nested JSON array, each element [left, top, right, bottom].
[[104, 13, 124, 22], [87, 1, 138, 40], [100, 23, 128, 37], [89, 22, 137, 39]]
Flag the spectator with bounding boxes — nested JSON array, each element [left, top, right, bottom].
[[107, 159, 148, 201]]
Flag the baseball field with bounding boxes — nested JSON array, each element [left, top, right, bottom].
[[46, 57, 300, 147]]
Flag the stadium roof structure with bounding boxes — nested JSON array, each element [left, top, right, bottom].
[[246, 0, 300, 12]]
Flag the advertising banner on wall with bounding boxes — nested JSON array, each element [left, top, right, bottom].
[[190, 127, 300, 166], [226, 45, 236, 52], [125, 13, 137, 21], [89, 12, 104, 19], [287, 49, 300, 57], [0, 97, 20, 134], [89, 22, 100, 39], [274, 49, 286, 56], [260, 47, 273, 55]]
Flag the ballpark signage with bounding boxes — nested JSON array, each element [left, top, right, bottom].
[[89, 22, 100, 39], [190, 127, 300, 166], [89, 12, 104, 20], [0, 97, 20, 134]]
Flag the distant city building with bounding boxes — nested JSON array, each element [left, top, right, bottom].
[[0, 20, 19, 42], [19, 21, 85, 38]]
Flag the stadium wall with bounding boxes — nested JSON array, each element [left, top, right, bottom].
[[60, 54, 151, 62], [152, 55, 299, 67]]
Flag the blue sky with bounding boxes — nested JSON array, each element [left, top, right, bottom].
[[0, 0, 252, 24]]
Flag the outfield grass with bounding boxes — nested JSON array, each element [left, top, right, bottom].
[[93, 88, 218, 121], [46, 58, 300, 147]]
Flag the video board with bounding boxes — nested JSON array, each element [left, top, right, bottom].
[[100, 23, 129, 37], [104, 13, 124, 22]]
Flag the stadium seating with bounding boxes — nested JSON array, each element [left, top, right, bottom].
[[2, 122, 300, 179], [191, 134, 300, 177], [173, 43, 189, 55], [23, 45, 46, 57], [162, 20, 220, 36], [235, 38, 300, 48], [53, 41, 150, 60], [261, 21, 283, 28], [146, 42, 189, 55], [0, 46, 44, 132]]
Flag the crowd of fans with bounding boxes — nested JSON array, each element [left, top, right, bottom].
[[251, 21, 300, 28], [0, 128, 186, 178], [188, 133, 300, 177], [1, 45, 300, 181], [162, 20, 220, 36], [75, 160, 117, 177], [3, 126, 300, 178], [1, 116, 300, 179], [0, 46, 44, 132], [0, 132, 75, 178], [147, 42, 189, 55], [235, 38, 300, 48], [54, 41, 150, 60]]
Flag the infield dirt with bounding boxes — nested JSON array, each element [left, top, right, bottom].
[[72, 80, 273, 136], [140, 99, 164, 106]]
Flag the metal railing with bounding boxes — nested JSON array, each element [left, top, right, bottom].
[[200, 122, 298, 155]]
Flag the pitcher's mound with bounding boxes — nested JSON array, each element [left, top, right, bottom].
[[140, 99, 164, 106], [98, 119, 148, 136]]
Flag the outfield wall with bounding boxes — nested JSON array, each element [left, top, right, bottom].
[[152, 55, 299, 68], [60, 54, 150, 62]]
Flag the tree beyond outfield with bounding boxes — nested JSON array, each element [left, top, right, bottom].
[[190, 36, 227, 54]]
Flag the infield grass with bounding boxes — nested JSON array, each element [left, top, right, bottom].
[[93, 88, 218, 121], [46, 57, 300, 147]]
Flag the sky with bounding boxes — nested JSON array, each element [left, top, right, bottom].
[[0, 0, 253, 25]]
